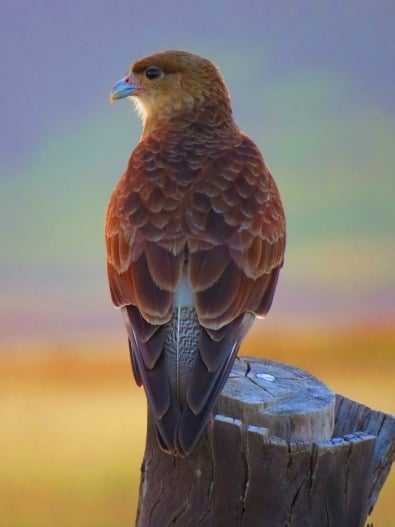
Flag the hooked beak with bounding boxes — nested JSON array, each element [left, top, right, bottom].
[[110, 76, 143, 102]]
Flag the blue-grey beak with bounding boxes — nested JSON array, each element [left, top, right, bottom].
[[110, 77, 141, 102]]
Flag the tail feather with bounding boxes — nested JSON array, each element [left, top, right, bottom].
[[177, 313, 254, 455], [123, 304, 254, 456]]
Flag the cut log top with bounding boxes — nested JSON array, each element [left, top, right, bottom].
[[217, 356, 335, 442], [136, 356, 395, 527]]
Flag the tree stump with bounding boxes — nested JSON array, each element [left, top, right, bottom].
[[135, 357, 395, 527]]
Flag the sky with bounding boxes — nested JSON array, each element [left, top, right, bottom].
[[1, 0, 394, 338]]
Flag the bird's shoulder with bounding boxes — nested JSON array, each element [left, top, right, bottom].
[[184, 132, 286, 246]]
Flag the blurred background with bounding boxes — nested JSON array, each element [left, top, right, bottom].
[[0, 1, 394, 525]]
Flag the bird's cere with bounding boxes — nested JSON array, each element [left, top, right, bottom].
[[110, 76, 144, 102]]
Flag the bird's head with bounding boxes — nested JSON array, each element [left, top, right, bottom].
[[110, 50, 233, 132]]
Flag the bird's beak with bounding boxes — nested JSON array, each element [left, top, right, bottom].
[[110, 76, 143, 102]]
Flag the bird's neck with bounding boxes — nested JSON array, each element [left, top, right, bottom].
[[140, 98, 235, 141]]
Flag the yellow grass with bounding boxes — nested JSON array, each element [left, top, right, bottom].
[[0, 325, 393, 526]]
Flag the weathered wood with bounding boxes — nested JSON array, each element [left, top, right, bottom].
[[334, 394, 395, 513], [218, 357, 335, 441], [135, 357, 394, 527]]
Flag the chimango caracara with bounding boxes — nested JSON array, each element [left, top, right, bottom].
[[106, 50, 286, 456]]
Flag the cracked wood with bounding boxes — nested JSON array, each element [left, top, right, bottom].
[[135, 356, 394, 527]]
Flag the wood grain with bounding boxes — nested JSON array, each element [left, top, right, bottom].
[[135, 357, 394, 527]]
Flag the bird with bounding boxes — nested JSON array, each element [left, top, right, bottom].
[[106, 50, 286, 456]]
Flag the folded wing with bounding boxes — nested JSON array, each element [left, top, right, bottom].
[[105, 135, 286, 455]]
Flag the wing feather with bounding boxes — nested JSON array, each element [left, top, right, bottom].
[[185, 135, 285, 329], [106, 131, 285, 455], [188, 245, 229, 292], [123, 305, 180, 452]]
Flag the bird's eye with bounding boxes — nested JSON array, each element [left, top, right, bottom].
[[145, 66, 162, 80]]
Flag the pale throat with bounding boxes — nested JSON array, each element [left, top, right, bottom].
[[130, 91, 197, 131]]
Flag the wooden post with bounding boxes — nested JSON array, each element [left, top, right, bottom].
[[135, 357, 395, 527]]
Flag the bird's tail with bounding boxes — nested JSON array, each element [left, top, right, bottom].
[[123, 304, 254, 456], [163, 306, 200, 404]]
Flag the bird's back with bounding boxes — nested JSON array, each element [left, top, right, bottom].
[[106, 50, 286, 456]]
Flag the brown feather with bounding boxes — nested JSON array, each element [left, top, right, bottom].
[[106, 50, 286, 455]]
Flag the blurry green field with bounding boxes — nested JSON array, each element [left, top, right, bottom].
[[0, 325, 393, 526]]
